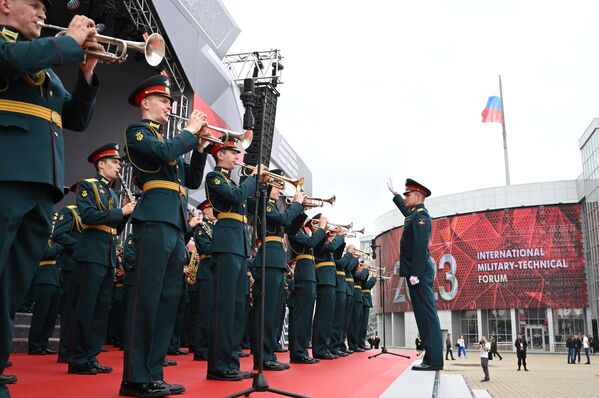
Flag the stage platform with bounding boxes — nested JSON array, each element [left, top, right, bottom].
[[6, 347, 422, 398]]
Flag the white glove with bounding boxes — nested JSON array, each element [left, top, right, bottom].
[[409, 276, 420, 285], [387, 177, 398, 195]]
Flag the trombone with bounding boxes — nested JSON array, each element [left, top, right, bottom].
[[168, 114, 253, 149], [238, 163, 304, 192], [284, 194, 335, 208], [38, 22, 165, 66]]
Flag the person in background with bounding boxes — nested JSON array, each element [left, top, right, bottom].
[[445, 333, 455, 360], [479, 336, 491, 382], [489, 335, 502, 360], [515, 333, 528, 371], [457, 335, 467, 358], [583, 332, 590, 365]]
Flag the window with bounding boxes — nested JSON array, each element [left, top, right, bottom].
[[459, 310, 478, 348], [487, 309, 512, 344]]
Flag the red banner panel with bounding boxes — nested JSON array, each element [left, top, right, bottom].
[[373, 204, 586, 313]]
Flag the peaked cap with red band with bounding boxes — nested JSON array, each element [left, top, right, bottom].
[[207, 137, 240, 156], [404, 178, 431, 197], [87, 143, 121, 164], [197, 199, 212, 211], [128, 75, 172, 106]]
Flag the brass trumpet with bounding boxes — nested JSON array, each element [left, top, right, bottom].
[[311, 220, 353, 232], [169, 114, 253, 149], [38, 22, 165, 66], [345, 227, 365, 237], [353, 248, 373, 258], [284, 194, 335, 208], [238, 163, 304, 192]]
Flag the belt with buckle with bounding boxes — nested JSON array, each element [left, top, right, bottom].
[[83, 224, 118, 235], [0, 99, 62, 128], [142, 180, 187, 196]]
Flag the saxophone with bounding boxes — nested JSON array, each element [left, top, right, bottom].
[[186, 250, 200, 285]]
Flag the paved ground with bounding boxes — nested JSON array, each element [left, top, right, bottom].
[[441, 351, 598, 398]]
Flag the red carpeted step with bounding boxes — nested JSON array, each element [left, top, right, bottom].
[[7, 346, 415, 397]]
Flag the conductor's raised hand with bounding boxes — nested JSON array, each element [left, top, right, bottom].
[[387, 177, 398, 196]]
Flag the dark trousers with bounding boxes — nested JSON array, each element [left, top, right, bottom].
[[330, 290, 347, 352], [342, 294, 353, 351], [289, 281, 316, 360], [407, 262, 443, 368], [208, 252, 247, 373], [273, 288, 287, 351], [250, 267, 284, 365], [192, 279, 213, 356], [360, 305, 370, 348], [481, 357, 489, 380], [28, 283, 61, 351], [348, 299, 363, 350], [445, 346, 455, 360], [169, 282, 187, 352], [107, 296, 125, 346], [517, 353, 527, 369], [58, 269, 76, 359], [68, 262, 113, 365], [491, 348, 502, 360], [0, 182, 53, 374], [311, 284, 336, 357], [122, 222, 184, 383], [568, 347, 575, 363]]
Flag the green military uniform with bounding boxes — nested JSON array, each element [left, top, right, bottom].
[[69, 157, 127, 374], [250, 194, 303, 369], [331, 244, 349, 356], [312, 230, 345, 359], [107, 252, 126, 348], [205, 159, 256, 380], [0, 23, 98, 380], [122, 76, 207, 388], [349, 267, 368, 351], [360, 273, 377, 349], [342, 253, 359, 353], [393, 179, 443, 370], [287, 214, 326, 363], [122, 233, 136, 349], [192, 217, 214, 361], [28, 239, 62, 354], [54, 204, 83, 362]]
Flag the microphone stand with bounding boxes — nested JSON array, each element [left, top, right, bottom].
[[226, 80, 307, 398], [369, 241, 410, 360]]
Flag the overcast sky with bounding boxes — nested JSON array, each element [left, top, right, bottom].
[[223, 0, 597, 235]]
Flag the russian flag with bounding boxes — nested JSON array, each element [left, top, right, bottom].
[[481, 92, 503, 124]]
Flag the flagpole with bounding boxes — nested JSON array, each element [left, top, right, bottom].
[[498, 74, 511, 185]]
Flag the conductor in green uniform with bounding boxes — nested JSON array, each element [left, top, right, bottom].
[[121, 75, 210, 397], [389, 178, 443, 370], [0, 0, 101, 388]]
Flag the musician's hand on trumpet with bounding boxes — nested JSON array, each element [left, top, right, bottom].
[[66, 16, 102, 82], [185, 110, 209, 136], [293, 191, 307, 205], [318, 216, 328, 230]]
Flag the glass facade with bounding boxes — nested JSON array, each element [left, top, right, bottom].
[[579, 120, 599, 352], [459, 310, 478, 348], [487, 309, 512, 345]]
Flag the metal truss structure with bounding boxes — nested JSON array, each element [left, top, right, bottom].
[[120, 0, 187, 94], [224, 50, 284, 87]]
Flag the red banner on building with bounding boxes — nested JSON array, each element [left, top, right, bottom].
[[373, 204, 586, 313]]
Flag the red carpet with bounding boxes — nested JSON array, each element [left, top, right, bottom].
[[7, 347, 414, 397]]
